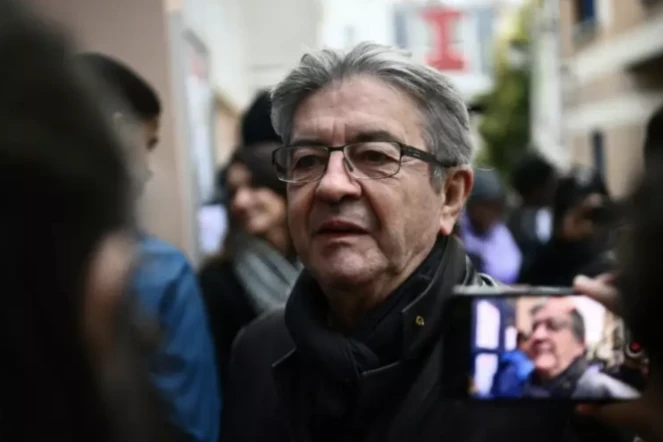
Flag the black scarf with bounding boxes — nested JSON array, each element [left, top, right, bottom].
[[283, 236, 470, 441], [524, 357, 589, 398], [285, 236, 454, 383]]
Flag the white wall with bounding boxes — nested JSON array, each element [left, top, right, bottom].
[[320, 0, 395, 49], [242, 0, 324, 91], [181, 0, 324, 106], [181, 0, 251, 110]]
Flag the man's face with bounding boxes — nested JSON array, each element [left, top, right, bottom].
[[286, 76, 471, 297], [530, 300, 585, 380]]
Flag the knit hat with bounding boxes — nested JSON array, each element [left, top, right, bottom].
[[240, 90, 281, 147], [226, 90, 286, 198], [469, 168, 505, 203]]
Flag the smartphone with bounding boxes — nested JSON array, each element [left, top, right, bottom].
[[443, 286, 643, 402]]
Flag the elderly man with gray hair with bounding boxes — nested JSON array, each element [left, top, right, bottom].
[[221, 42, 623, 442], [523, 298, 639, 399]]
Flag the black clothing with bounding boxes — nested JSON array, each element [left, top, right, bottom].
[[524, 358, 639, 400], [507, 206, 549, 274], [199, 260, 257, 392], [519, 166, 613, 285], [605, 364, 647, 392], [518, 238, 612, 286], [221, 236, 628, 442], [525, 357, 591, 398]]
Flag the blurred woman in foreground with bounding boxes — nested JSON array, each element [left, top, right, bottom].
[[0, 1, 167, 440]]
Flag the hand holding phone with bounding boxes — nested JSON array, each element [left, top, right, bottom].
[[574, 275, 663, 442]]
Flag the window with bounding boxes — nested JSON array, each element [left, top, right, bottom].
[[573, 0, 597, 25], [591, 130, 606, 178]]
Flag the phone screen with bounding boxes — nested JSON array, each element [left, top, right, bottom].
[[455, 290, 643, 401]]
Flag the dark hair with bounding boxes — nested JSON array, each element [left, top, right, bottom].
[[618, 152, 663, 368], [552, 166, 609, 230], [512, 154, 555, 199], [0, 1, 165, 440], [516, 331, 529, 345], [73, 52, 161, 121], [530, 304, 586, 344], [241, 90, 281, 147], [644, 105, 663, 163]]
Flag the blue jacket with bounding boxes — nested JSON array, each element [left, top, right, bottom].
[[489, 350, 534, 398], [133, 235, 221, 442]]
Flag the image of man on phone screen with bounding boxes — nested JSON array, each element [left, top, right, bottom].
[[522, 299, 638, 399]]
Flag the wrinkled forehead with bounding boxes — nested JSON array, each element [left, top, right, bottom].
[[290, 76, 426, 145]]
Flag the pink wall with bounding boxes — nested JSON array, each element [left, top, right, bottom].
[[27, 0, 196, 258]]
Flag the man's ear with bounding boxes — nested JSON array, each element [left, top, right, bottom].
[[439, 168, 473, 235]]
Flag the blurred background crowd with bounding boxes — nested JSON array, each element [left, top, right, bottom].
[[3, 0, 663, 441], [24, 0, 661, 270]]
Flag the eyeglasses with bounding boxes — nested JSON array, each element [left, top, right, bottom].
[[272, 141, 458, 183], [532, 318, 571, 334]]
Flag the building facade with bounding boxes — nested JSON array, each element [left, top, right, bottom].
[[559, 0, 663, 197], [392, 0, 497, 101], [530, 0, 568, 169]]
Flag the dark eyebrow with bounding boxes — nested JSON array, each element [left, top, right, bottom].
[[289, 130, 402, 147]]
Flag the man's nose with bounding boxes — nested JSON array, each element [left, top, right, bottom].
[[314, 151, 361, 202], [531, 324, 547, 340]]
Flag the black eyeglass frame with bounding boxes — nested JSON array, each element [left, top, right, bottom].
[[272, 141, 459, 183]]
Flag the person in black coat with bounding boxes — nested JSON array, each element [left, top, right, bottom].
[[507, 154, 557, 273], [519, 166, 614, 286], [199, 91, 300, 396], [220, 42, 627, 442]]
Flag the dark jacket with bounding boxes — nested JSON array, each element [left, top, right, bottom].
[[489, 349, 534, 398], [518, 237, 612, 286], [522, 358, 639, 400], [199, 260, 258, 392], [221, 237, 630, 442]]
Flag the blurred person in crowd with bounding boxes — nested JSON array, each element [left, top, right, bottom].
[[490, 331, 535, 397], [508, 154, 557, 274], [519, 166, 613, 286], [75, 53, 220, 442], [199, 91, 300, 396], [221, 42, 624, 442], [522, 299, 637, 399], [0, 1, 170, 440], [459, 168, 522, 283], [643, 104, 663, 163]]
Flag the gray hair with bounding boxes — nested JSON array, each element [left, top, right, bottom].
[[530, 302, 586, 344], [270, 42, 472, 186]]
